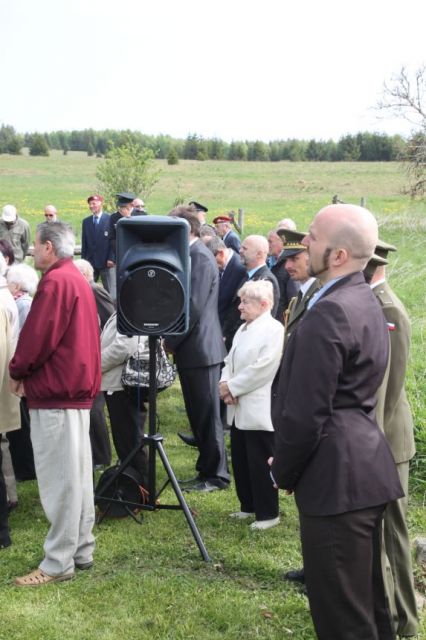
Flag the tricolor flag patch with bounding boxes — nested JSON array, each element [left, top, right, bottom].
[[387, 322, 396, 331]]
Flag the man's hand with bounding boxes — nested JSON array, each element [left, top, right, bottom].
[[267, 456, 293, 494], [9, 378, 25, 397], [106, 260, 115, 268]]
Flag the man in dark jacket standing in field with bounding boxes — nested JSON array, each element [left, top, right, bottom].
[[81, 194, 113, 295], [165, 206, 229, 492], [10, 222, 101, 586], [271, 204, 403, 640]]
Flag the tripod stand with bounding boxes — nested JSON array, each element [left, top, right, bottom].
[[95, 335, 210, 562]]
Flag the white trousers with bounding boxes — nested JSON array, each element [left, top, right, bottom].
[[30, 408, 95, 575]]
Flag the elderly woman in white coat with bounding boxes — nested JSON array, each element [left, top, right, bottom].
[[101, 312, 149, 487], [219, 280, 284, 530]]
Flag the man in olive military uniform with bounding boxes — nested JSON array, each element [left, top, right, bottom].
[[276, 229, 320, 345], [365, 240, 418, 639]]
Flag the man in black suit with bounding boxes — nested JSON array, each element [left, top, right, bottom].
[[267, 229, 299, 324], [222, 235, 280, 347], [204, 236, 246, 345], [213, 215, 241, 253], [81, 195, 113, 294], [271, 204, 403, 640], [165, 206, 229, 492]]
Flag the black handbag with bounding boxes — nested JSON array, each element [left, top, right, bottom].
[[121, 340, 176, 392]]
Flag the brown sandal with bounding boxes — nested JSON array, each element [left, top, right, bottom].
[[15, 568, 75, 587]]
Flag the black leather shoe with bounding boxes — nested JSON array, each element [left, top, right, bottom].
[[284, 568, 305, 583], [178, 432, 198, 447], [182, 480, 222, 493], [178, 476, 201, 485]]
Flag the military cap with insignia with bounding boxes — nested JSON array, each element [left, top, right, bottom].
[[277, 229, 308, 259], [116, 192, 136, 206], [374, 238, 397, 259], [189, 201, 208, 213], [363, 251, 389, 283]]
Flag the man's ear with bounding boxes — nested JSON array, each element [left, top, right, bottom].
[[333, 247, 348, 266]]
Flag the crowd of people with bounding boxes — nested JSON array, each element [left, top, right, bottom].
[[0, 195, 420, 638]]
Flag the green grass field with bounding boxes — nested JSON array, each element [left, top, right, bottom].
[[1, 151, 425, 639]]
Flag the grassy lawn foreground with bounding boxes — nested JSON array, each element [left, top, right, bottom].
[[0, 152, 425, 638]]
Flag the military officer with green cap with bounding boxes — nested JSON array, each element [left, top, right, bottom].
[[276, 228, 321, 345], [365, 240, 418, 638]]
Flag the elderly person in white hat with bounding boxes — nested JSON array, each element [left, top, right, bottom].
[[0, 205, 30, 263]]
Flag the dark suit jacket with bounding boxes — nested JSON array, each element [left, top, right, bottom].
[[374, 281, 415, 464], [218, 250, 246, 327], [271, 253, 299, 323], [81, 212, 112, 269], [165, 239, 226, 368], [222, 264, 280, 348], [271, 271, 403, 516], [223, 229, 241, 253]]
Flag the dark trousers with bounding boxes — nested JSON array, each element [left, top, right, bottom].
[[300, 505, 395, 640], [89, 392, 111, 466], [0, 434, 10, 546], [178, 364, 230, 486], [104, 389, 148, 487], [230, 425, 278, 520], [8, 398, 36, 481]]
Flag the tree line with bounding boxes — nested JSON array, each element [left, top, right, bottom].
[[0, 124, 409, 162]]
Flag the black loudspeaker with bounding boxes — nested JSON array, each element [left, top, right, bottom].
[[116, 215, 190, 336]]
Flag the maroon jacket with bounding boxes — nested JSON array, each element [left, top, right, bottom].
[[9, 258, 101, 409]]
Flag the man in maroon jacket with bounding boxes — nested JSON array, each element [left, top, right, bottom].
[[9, 222, 101, 586]]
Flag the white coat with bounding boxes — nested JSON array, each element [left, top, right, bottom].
[[220, 311, 284, 431]]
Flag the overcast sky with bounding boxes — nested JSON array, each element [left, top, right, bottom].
[[1, 0, 425, 141]]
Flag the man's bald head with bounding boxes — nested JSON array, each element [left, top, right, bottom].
[[239, 235, 269, 270], [304, 204, 378, 282]]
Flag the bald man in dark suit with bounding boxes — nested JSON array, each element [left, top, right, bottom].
[[271, 204, 403, 640]]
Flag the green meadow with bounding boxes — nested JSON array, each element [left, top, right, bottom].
[[0, 151, 425, 639]]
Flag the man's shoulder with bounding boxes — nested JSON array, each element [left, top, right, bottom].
[[253, 264, 278, 283]]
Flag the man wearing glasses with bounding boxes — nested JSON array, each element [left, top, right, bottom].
[[44, 205, 58, 223]]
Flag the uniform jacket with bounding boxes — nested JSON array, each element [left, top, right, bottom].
[[165, 239, 226, 368], [221, 311, 284, 431], [271, 271, 403, 516], [81, 212, 112, 269], [270, 253, 299, 323], [9, 258, 101, 409], [284, 278, 321, 346], [0, 306, 20, 433], [373, 281, 415, 463]]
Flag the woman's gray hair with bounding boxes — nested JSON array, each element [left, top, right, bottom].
[[36, 221, 75, 258], [6, 263, 39, 295], [74, 259, 94, 282], [237, 279, 274, 307]]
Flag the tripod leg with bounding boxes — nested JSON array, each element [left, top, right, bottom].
[[156, 440, 211, 562]]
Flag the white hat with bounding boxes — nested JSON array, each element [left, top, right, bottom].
[[2, 204, 17, 223]]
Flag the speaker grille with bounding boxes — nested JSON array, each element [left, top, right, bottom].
[[118, 265, 185, 335]]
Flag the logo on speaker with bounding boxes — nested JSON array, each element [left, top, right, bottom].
[[147, 269, 156, 278]]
